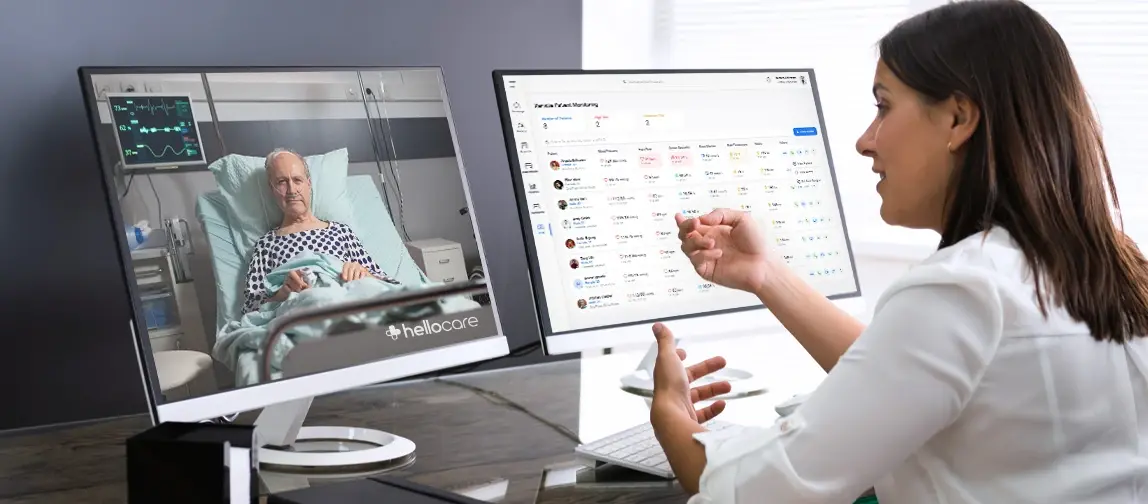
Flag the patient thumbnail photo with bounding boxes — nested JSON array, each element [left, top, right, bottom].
[[82, 68, 496, 402]]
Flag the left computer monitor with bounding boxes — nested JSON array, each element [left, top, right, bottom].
[[79, 66, 508, 469]]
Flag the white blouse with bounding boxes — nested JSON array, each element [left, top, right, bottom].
[[690, 227, 1148, 503]]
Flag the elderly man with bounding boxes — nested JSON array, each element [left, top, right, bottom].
[[241, 148, 398, 313]]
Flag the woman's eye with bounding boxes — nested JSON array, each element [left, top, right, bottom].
[[874, 102, 889, 116]]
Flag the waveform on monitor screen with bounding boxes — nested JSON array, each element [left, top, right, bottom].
[[135, 144, 197, 158], [127, 98, 186, 116]]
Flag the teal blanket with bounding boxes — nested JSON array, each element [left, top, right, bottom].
[[213, 251, 480, 386]]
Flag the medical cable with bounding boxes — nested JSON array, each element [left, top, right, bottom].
[[147, 174, 162, 225], [355, 73, 408, 278], [355, 74, 405, 240], [120, 172, 134, 200], [366, 84, 410, 242]]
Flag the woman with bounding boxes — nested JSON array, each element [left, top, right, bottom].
[[241, 149, 398, 313], [651, 1, 1148, 502]]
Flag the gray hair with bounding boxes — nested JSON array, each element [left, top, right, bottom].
[[264, 148, 310, 181]]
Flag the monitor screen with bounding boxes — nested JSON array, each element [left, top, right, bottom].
[[80, 67, 501, 410], [493, 70, 860, 338], [106, 93, 207, 169]]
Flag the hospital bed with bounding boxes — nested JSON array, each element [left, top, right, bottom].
[[196, 166, 472, 385]]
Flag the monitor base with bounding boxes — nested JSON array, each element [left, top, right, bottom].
[[618, 341, 769, 399], [254, 397, 416, 472]]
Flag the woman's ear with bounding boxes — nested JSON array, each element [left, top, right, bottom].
[[947, 93, 980, 152]]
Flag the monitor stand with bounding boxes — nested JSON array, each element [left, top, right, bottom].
[[253, 397, 416, 472], [617, 339, 770, 400]]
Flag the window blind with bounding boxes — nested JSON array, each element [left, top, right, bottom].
[[652, 0, 1146, 246], [652, 0, 933, 245], [1026, 1, 1148, 245]]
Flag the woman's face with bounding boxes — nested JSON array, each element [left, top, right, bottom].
[[854, 61, 959, 232]]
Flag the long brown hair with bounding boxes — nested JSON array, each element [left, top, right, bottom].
[[879, 0, 1148, 343]]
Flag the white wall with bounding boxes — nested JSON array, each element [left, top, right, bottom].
[[582, 0, 1147, 250], [582, 0, 657, 69], [90, 69, 444, 109], [580, 0, 945, 312], [579, 0, 945, 334]]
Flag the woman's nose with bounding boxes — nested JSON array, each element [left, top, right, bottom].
[[856, 120, 879, 157]]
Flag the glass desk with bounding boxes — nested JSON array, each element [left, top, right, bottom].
[[0, 333, 829, 503]]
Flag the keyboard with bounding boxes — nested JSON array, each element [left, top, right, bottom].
[[574, 420, 739, 479]]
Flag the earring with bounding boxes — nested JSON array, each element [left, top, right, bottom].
[[947, 141, 953, 152]]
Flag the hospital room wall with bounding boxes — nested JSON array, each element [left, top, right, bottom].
[[121, 160, 475, 274], [0, 0, 582, 431]]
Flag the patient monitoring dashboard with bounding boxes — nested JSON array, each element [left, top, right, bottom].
[[494, 70, 860, 335]]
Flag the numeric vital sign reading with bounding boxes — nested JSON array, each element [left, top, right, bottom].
[[108, 94, 206, 168]]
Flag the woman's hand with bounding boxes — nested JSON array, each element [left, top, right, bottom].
[[341, 261, 371, 282], [650, 323, 732, 425], [649, 323, 732, 495], [677, 208, 777, 294]]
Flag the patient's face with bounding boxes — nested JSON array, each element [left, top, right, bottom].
[[267, 154, 312, 218]]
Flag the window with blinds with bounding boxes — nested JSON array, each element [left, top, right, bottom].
[[650, 0, 1146, 246], [652, 0, 932, 245], [1026, 1, 1148, 245]]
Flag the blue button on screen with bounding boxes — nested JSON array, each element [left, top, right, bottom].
[[793, 127, 818, 136]]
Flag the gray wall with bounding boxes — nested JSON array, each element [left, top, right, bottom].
[[0, 0, 581, 431]]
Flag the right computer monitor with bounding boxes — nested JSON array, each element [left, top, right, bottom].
[[493, 69, 865, 356]]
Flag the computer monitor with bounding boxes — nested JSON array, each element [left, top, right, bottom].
[[106, 93, 208, 169], [79, 66, 508, 469], [491, 69, 866, 395]]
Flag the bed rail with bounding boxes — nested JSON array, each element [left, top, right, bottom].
[[261, 279, 491, 382]]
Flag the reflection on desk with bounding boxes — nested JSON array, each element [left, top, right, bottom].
[[0, 335, 826, 504]]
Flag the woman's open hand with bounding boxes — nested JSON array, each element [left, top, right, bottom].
[[650, 323, 732, 425], [677, 208, 774, 294]]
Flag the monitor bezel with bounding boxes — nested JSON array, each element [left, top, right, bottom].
[[104, 92, 209, 170], [490, 68, 864, 356], [78, 65, 508, 424]]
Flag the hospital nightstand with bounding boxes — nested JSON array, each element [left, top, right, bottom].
[[131, 248, 186, 351], [129, 247, 206, 354], [406, 238, 467, 283]]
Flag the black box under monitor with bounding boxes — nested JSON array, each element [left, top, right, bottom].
[[126, 421, 258, 504]]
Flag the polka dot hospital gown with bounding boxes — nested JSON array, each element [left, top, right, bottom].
[[242, 221, 398, 313]]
